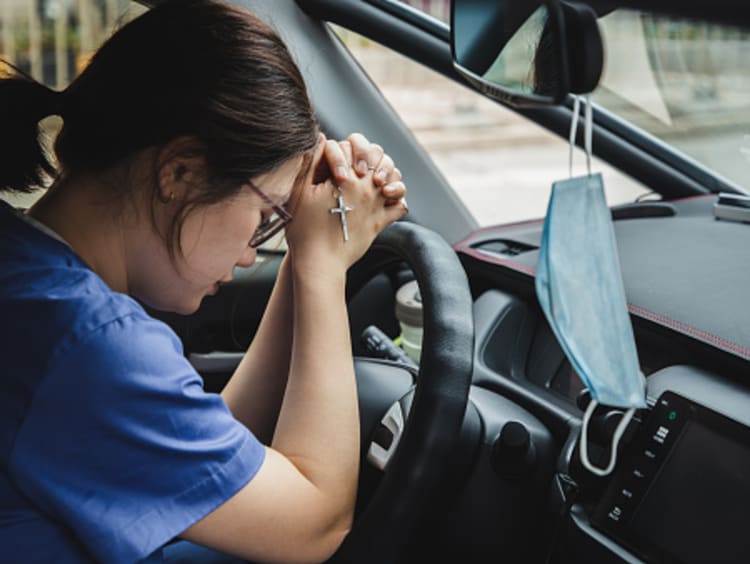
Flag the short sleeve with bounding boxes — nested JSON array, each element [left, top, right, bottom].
[[9, 313, 266, 564]]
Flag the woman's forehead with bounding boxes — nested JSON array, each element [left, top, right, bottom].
[[254, 155, 305, 201]]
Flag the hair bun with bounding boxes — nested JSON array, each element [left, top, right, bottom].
[[0, 78, 65, 121], [0, 77, 61, 193]]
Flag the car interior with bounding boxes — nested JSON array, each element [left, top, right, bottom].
[[4, 0, 750, 562]]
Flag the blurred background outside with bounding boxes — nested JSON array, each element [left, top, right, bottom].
[[2, 0, 749, 225]]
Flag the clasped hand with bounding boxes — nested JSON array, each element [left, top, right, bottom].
[[285, 133, 407, 275]]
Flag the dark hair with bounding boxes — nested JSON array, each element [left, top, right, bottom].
[[0, 74, 59, 193], [0, 0, 318, 252]]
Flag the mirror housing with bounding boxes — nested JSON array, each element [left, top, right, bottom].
[[561, 1, 604, 94], [451, 0, 603, 107]]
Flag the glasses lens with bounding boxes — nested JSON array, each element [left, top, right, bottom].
[[246, 181, 293, 248], [250, 213, 286, 248]]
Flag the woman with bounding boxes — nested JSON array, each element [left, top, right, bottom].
[[0, 0, 407, 562]]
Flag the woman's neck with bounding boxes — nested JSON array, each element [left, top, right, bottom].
[[28, 177, 133, 294]]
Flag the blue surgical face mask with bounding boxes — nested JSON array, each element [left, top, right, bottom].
[[535, 96, 646, 476]]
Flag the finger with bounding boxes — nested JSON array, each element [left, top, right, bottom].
[[324, 139, 351, 185], [337, 140, 353, 168], [372, 154, 395, 186], [348, 133, 384, 176], [382, 196, 409, 220], [381, 180, 406, 201], [385, 198, 408, 213], [310, 133, 330, 184]]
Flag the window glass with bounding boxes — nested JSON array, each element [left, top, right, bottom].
[[366, 4, 750, 198], [397, 0, 450, 23], [1, 0, 145, 208], [593, 11, 750, 192], [335, 27, 648, 226]]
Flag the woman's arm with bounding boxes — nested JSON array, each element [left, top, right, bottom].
[[221, 253, 294, 444], [183, 137, 407, 562], [221, 134, 405, 444], [186, 255, 358, 563]]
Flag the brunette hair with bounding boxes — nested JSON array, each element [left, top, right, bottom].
[[0, 0, 318, 253]]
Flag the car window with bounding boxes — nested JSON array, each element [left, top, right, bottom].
[[0, 0, 146, 209], [335, 25, 649, 226], [593, 10, 750, 193], [392, 0, 450, 23]]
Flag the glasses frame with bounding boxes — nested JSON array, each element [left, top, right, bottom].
[[245, 180, 292, 248]]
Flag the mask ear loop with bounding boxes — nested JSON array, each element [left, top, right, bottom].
[[568, 96, 581, 178], [568, 95, 595, 178], [580, 400, 636, 476], [584, 94, 593, 177]]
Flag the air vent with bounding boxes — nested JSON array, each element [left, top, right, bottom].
[[474, 239, 538, 257], [611, 202, 676, 220]]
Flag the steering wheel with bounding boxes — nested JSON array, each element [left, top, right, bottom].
[[331, 221, 475, 563]]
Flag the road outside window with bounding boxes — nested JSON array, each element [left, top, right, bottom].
[[334, 26, 648, 226]]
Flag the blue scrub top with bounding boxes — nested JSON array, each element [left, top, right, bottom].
[[0, 201, 266, 563]]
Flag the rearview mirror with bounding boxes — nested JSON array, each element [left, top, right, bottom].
[[451, 0, 603, 107]]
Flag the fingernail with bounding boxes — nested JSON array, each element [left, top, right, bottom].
[[401, 197, 409, 212], [356, 160, 368, 175], [336, 166, 348, 179], [375, 170, 386, 183]]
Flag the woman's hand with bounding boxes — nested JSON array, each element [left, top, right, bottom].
[[340, 133, 406, 208], [310, 133, 406, 207], [286, 133, 407, 278]]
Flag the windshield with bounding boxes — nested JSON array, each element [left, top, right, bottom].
[[592, 10, 750, 193]]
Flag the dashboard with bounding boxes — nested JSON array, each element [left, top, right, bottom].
[[439, 193, 750, 563]]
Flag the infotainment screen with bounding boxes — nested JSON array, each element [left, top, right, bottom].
[[592, 391, 750, 563]]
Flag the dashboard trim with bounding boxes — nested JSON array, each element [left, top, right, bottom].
[[455, 197, 750, 363]]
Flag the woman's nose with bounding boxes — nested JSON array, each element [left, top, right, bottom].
[[236, 246, 257, 268]]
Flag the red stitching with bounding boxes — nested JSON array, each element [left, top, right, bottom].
[[453, 195, 714, 252], [669, 194, 715, 203], [457, 246, 750, 360], [460, 247, 537, 276], [453, 218, 544, 251], [627, 304, 750, 359]]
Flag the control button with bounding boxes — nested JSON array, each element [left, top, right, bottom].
[[367, 401, 405, 471], [633, 468, 646, 479], [491, 421, 537, 477], [608, 506, 623, 522], [644, 448, 657, 459], [621, 488, 633, 499], [653, 425, 670, 444], [372, 423, 394, 450], [667, 410, 678, 421]]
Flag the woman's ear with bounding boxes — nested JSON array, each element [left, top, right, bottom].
[[155, 136, 208, 202]]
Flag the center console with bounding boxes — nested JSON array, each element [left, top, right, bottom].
[[591, 391, 750, 563]]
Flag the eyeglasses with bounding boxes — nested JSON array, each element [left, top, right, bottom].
[[245, 180, 292, 248]]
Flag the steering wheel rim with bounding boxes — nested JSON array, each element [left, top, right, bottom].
[[332, 221, 474, 563]]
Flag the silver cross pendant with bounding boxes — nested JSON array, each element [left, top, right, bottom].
[[330, 192, 353, 242]]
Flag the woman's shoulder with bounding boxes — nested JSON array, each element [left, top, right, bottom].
[[2, 244, 149, 347], [0, 204, 178, 376]]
